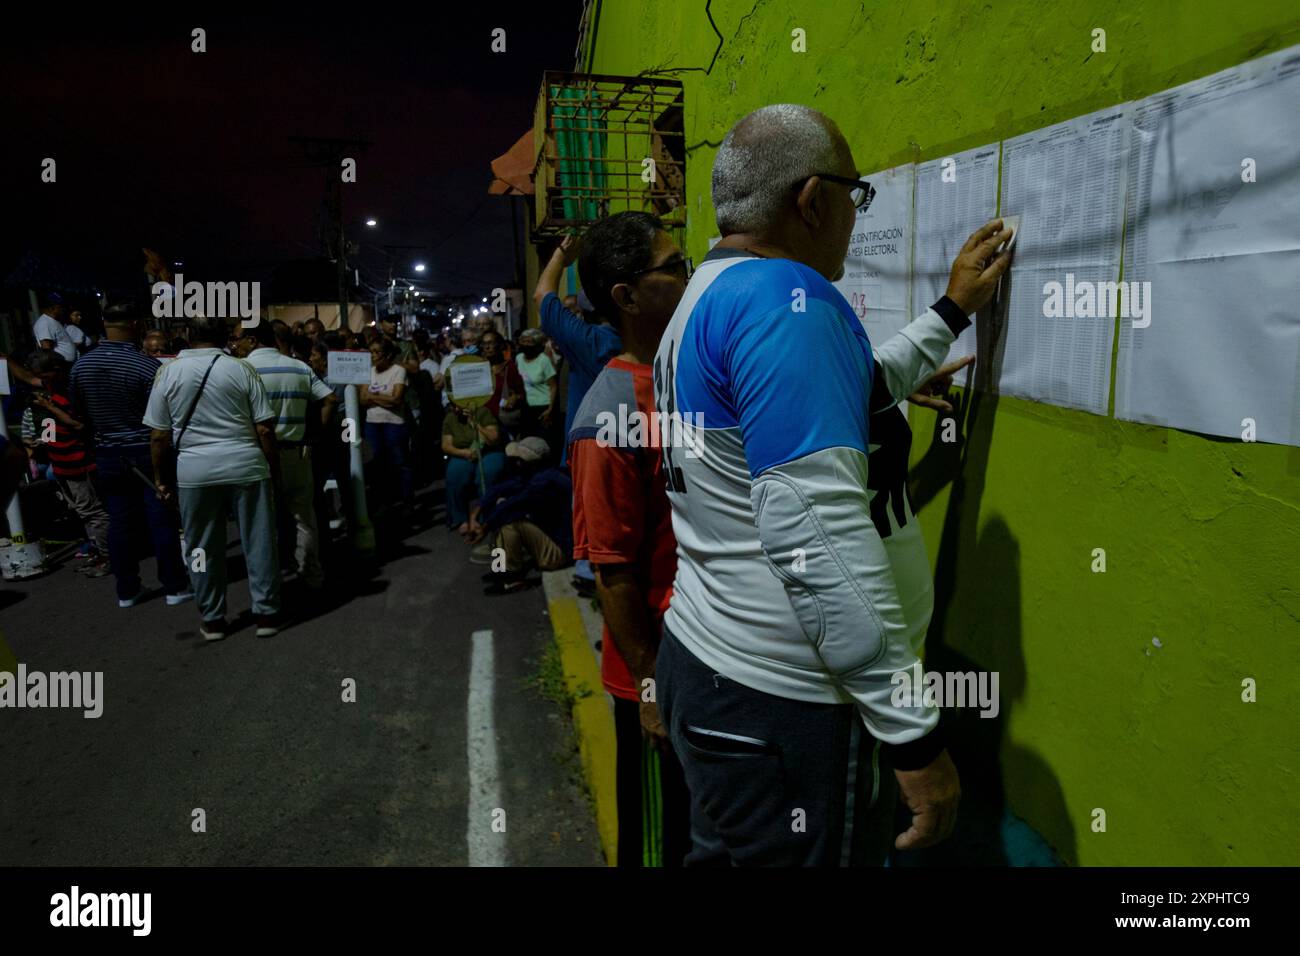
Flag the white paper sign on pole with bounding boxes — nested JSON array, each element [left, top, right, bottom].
[[327, 350, 372, 386], [449, 361, 494, 400]]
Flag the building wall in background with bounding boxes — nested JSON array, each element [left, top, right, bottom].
[[588, 0, 1300, 865], [268, 302, 372, 333]]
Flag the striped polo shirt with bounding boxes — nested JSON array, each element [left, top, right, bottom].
[[245, 347, 333, 443], [68, 339, 163, 450]]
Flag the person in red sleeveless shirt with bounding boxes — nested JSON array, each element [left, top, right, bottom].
[[27, 351, 110, 574]]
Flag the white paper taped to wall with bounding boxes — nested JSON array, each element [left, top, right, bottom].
[[1117, 45, 1300, 446], [997, 105, 1131, 416], [834, 163, 914, 343], [1000, 215, 1021, 252], [912, 145, 1000, 387]]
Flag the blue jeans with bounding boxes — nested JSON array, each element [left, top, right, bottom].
[[95, 445, 189, 601], [445, 450, 505, 527], [364, 422, 413, 505]]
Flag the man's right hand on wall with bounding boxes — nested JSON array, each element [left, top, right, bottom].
[[944, 218, 1015, 315]]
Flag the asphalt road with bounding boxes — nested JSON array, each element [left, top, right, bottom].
[[0, 498, 602, 866]]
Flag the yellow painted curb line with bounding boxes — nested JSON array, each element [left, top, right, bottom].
[[548, 594, 618, 866], [0, 628, 17, 676]]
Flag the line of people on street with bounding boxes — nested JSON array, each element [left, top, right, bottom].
[[3, 277, 584, 632]]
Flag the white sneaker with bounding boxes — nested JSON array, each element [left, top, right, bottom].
[[165, 590, 195, 606], [118, 588, 147, 608]]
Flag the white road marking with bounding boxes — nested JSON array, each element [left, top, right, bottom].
[[467, 629, 505, 866]]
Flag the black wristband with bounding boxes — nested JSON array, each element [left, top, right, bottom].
[[884, 721, 947, 771], [930, 295, 971, 336]]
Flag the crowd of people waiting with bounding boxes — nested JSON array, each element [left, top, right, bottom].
[[0, 261, 593, 638]]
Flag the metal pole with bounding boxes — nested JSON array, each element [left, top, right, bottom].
[[510, 195, 523, 289], [344, 384, 375, 555], [333, 177, 374, 557], [336, 177, 349, 334]]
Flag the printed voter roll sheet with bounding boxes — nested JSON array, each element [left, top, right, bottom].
[[834, 163, 913, 345], [1118, 45, 1300, 446], [912, 145, 1000, 386], [998, 105, 1131, 416]]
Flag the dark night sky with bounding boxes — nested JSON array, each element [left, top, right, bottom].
[[0, 11, 582, 303]]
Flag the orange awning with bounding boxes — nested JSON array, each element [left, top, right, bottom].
[[487, 129, 534, 196]]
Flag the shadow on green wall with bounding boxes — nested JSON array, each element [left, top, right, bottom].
[[897, 280, 1074, 866]]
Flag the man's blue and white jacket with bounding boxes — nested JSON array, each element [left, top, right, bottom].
[[653, 246, 971, 767]]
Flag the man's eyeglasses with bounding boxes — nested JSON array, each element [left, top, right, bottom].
[[621, 256, 694, 282], [798, 173, 876, 209]]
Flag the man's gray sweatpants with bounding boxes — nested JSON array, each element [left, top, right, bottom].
[[179, 479, 280, 622]]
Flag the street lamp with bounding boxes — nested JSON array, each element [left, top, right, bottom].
[[414, 263, 426, 272], [365, 218, 378, 227]]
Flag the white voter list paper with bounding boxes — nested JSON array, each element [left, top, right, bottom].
[[1117, 45, 1300, 445], [998, 105, 1131, 415], [912, 145, 1000, 387]]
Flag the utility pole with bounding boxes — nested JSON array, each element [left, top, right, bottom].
[[289, 135, 375, 559], [510, 195, 523, 290], [289, 136, 371, 331], [376, 243, 427, 335]]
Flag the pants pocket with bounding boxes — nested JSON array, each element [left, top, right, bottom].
[[676, 724, 786, 851], [683, 725, 777, 757]]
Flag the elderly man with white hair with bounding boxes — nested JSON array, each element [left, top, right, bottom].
[[652, 103, 1014, 866]]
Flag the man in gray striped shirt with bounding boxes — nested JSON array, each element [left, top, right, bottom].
[[241, 320, 336, 589]]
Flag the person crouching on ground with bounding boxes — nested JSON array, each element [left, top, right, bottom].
[[464, 436, 572, 595]]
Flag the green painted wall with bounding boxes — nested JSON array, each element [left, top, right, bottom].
[[588, 0, 1300, 865]]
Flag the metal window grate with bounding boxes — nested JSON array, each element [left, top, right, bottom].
[[533, 72, 686, 237]]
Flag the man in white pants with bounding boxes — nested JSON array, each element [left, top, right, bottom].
[[242, 319, 336, 589], [146, 314, 282, 640]]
